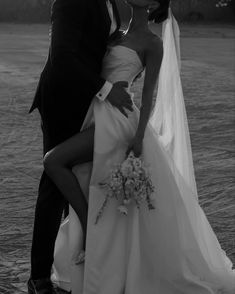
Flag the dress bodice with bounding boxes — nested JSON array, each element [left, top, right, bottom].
[[101, 45, 144, 86]]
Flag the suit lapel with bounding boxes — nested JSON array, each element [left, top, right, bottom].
[[97, 0, 111, 36], [110, 0, 121, 30]]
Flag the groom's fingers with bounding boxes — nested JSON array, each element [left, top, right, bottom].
[[120, 101, 133, 115], [126, 96, 134, 111], [119, 95, 133, 111], [123, 102, 134, 112], [118, 106, 128, 118], [115, 81, 129, 88], [106, 83, 134, 114]]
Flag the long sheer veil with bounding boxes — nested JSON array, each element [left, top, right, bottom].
[[150, 8, 198, 200]]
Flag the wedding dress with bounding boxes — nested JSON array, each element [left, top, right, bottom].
[[51, 14, 235, 294]]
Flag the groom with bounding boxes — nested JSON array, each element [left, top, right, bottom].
[[28, 0, 133, 293]]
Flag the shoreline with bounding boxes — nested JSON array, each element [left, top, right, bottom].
[[0, 22, 234, 39]]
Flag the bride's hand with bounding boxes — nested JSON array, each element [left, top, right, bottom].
[[126, 136, 143, 158]]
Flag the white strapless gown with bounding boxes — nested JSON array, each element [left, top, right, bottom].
[[51, 46, 235, 294]]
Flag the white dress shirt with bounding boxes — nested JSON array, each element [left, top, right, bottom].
[[96, 0, 117, 101]]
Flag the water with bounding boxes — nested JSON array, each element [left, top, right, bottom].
[[0, 24, 235, 293]]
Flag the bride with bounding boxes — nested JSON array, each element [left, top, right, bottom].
[[43, 0, 235, 293]]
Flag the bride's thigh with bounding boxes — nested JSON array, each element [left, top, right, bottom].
[[44, 125, 95, 168]]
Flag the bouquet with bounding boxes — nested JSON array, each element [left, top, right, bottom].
[[95, 151, 155, 224]]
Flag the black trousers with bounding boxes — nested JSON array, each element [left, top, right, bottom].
[[30, 107, 85, 279], [30, 171, 66, 279]]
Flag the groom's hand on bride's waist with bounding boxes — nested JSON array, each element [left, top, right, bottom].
[[106, 81, 134, 118]]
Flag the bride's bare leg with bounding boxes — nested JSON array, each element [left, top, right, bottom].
[[43, 126, 95, 250]]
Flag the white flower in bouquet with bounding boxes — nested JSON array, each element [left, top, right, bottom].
[[95, 151, 155, 224], [120, 161, 134, 177], [133, 157, 142, 170], [117, 205, 128, 215]]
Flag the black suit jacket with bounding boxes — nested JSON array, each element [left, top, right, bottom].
[[29, 0, 120, 127]]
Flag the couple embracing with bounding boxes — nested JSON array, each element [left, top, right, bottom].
[[28, 0, 235, 293]]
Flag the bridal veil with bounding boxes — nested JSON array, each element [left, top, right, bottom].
[[150, 8, 198, 199]]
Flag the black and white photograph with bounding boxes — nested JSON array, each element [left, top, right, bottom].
[[0, 0, 235, 293]]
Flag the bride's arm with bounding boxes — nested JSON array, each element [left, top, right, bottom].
[[127, 39, 163, 157]]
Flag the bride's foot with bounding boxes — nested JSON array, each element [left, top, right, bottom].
[[75, 250, 86, 265]]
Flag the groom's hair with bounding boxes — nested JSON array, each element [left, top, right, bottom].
[[148, 0, 170, 23]]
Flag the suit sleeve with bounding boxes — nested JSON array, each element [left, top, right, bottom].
[[50, 0, 106, 95]]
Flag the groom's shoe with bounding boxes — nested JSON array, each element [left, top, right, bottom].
[[27, 278, 57, 294]]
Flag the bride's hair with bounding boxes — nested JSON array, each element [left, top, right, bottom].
[[148, 0, 170, 23]]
